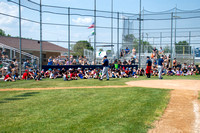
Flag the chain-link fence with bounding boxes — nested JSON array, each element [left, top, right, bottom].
[[0, 0, 200, 75]]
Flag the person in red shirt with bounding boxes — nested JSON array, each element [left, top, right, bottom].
[[125, 68, 129, 75], [28, 69, 34, 79], [69, 69, 77, 80], [4, 72, 15, 82], [22, 70, 29, 80]]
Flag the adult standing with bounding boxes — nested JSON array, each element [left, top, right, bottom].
[[47, 56, 53, 65], [99, 56, 109, 81], [158, 55, 164, 79], [132, 48, 136, 55], [146, 56, 152, 78]]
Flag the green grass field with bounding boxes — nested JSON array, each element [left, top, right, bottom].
[[0, 75, 200, 89], [0, 75, 199, 133], [0, 87, 170, 133]]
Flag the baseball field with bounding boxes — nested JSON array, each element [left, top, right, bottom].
[[0, 75, 200, 133]]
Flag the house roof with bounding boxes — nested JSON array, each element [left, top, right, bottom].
[[0, 36, 73, 53]]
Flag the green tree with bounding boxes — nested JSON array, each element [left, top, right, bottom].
[[175, 41, 191, 54], [106, 50, 111, 55], [72, 40, 93, 56], [123, 34, 135, 42], [99, 48, 103, 52], [163, 46, 171, 53], [133, 41, 153, 53], [0, 29, 6, 36]]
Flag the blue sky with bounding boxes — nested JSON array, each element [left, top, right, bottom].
[[0, 0, 200, 51]]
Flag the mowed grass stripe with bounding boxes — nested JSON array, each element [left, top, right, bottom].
[[0, 75, 200, 89], [0, 87, 170, 133]]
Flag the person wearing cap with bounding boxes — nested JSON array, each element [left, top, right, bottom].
[[146, 56, 152, 78], [158, 55, 165, 79], [4, 72, 15, 82], [22, 70, 29, 80], [99, 56, 109, 81]]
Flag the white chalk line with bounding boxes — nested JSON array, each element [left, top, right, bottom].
[[193, 100, 200, 133]]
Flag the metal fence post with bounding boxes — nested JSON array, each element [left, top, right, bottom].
[[189, 31, 192, 64], [111, 0, 114, 56], [19, 0, 22, 77], [138, 0, 142, 68], [39, 0, 42, 71], [170, 12, 173, 67], [117, 12, 119, 60], [94, 0, 96, 64], [160, 32, 162, 48], [193, 46, 195, 64], [68, 7, 71, 59]]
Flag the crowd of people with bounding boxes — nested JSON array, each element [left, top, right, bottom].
[[2, 64, 142, 82], [1, 47, 199, 82], [47, 54, 138, 66], [145, 47, 199, 79]]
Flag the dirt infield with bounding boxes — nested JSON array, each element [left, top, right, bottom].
[[1, 80, 200, 133], [126, 80, 200, 133]]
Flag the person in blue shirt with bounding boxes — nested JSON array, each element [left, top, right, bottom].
[[158, 55, 164, 79], [99, 56, 109, 81], [125, 47, 130, 55], [47, 56, 53, 65]]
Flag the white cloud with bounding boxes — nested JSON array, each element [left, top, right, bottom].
[[72, 17, 93, 25], [0, 2, 18, 25]]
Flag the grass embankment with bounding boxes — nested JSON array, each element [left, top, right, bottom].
[[0, 87, 170, 133]]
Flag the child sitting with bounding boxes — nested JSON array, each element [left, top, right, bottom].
[[22, 70, 29, 80], [167, 68, 174, 76], [175, 67, 181, 76], [35, 71, 42, 81], [4, 72, 15, 82], [13, 72, 20, 80]]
